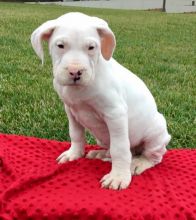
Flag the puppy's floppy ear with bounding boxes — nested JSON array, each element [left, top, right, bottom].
[[31, 19, 57, 64], [93, 17, 116, 61]]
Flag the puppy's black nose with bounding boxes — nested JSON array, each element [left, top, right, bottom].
[[69, 70, 82, 77], [77, 71, 82, 76]]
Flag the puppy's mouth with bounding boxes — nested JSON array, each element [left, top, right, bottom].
[[68, 74, 92, 86], [64, 77, 84, 87], [54, 70, 93, 87], [73, 76, 81, 83]]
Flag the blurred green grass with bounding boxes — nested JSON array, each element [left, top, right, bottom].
[[0, 3, 195, 148]]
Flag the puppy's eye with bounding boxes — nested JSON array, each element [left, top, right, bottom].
[[88, 46, 95, 51], [57, 44, 64, 49]]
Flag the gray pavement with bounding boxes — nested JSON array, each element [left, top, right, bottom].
[[38, 0, 196, 13], [166, 0, 196, 13], [60, 0, 163, 10]]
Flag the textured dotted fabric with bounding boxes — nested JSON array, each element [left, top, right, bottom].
[[0, 134, 195, 220]]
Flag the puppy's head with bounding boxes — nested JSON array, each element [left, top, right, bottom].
[[31, 12, 116, 86]]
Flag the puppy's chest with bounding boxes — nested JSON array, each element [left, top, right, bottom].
[[70, 104, 103, 128], [69, 104, 109, 145]]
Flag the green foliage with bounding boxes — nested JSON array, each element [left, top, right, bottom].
[[0, 3, 195, 148]]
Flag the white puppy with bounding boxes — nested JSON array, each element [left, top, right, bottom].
[[31, 12, 171, 190]]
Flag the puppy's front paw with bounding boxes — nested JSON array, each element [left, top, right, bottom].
[[100, 171, 131, 190], [56, 149, 84, 164]]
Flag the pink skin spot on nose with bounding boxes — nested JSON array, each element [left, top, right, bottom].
[[68, 63, 83, 74]]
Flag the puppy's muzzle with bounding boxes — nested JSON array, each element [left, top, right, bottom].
[[66, 64, 86, 83]]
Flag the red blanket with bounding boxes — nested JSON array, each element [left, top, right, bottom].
[[0, 133, 195, 220]]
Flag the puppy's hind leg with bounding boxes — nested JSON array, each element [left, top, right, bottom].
[[131, 144, 166, 175], [86, 149, 111, 161], [131, 113, 171, 175], [131, 155, 154, 175], [131, 134, 171, 175], [86, 138, 111, 161]]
